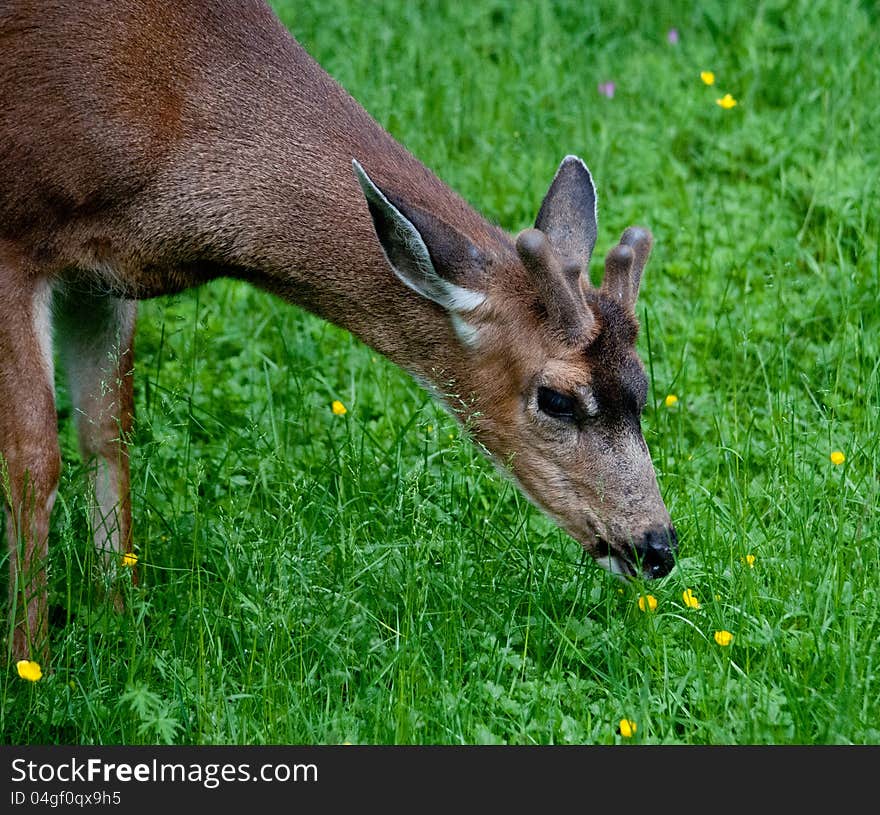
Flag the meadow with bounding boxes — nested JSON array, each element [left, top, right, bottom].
[[2, 0, 878, 745]]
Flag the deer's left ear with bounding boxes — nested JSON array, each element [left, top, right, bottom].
[[353, 159, 487, 316], [534, 155, 598, 271]]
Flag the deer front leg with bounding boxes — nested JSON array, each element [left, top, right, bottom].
[[55, 288, 137, 598], [0, 276, 60, 663]]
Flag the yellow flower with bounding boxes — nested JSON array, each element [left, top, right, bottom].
[[714, 630, 734, 647], [619, 718, 637, 738], [682, 589, 701, 609], [716, 93, 737, 109], [743, 554, 756, 568], [427, 425, 433, 433], [664, 394, 679, 408], [830, 450, 845, 465], [122, 551, 138, 567], [16, 660, 43, 682], [638, 594, 658, 613], [700, 71, 716, 85], [331, 400, 347, 416]]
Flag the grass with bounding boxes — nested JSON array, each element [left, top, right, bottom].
[[2, 0, 879, 745]]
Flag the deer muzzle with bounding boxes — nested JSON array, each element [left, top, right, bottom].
[[632, 525, 678, 579], [596, 525, 678, 580]]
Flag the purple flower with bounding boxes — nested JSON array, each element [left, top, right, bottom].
[[667, 28, 679, 44], [597, 81, 615, 99]]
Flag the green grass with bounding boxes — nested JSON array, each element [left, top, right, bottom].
[[2, 0, 879, 745]]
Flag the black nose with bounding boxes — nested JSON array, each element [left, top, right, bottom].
[[634, 526, 678, 579]]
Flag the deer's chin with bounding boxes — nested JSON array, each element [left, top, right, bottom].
[[595, 554, 636, 581], [591, 536, 637, 581]]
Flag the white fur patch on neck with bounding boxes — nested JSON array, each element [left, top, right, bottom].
[[450, 313, 482, 349], [442, 284, 486, 313]]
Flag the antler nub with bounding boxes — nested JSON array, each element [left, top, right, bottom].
[[619, 226, 653, 289], [516, 228, 556, 276], [601, 226, 653, 311], [516, 228, 595, 343], [601, 244, 635, 306]]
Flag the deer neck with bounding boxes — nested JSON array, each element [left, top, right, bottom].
[[152, 38, 505, 400]]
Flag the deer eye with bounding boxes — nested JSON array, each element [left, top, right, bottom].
[[537, 386, 576, 419]]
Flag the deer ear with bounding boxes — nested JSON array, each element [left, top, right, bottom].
[[534, 155, 598, 270], [353, 159, 487, 315]]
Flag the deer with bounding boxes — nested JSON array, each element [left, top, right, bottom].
[[0, 0, 677, 664]]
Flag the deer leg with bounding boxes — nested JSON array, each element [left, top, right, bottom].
[[0, 276, 60, 662], [55, 288, 137, 596]]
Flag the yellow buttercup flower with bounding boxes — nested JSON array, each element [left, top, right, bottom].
[[619, 718, 637, 738], [743, 554, 756, 568], [714, 630, 734, 647], [16, 660, 43, 682], [664, 394, 678, 408], [716, 93, 737, 109], [638, 594, 658, 613], [122, 551, 138, 567], [700, 71, 715, 85], [682, 589, 701, 609], [830, 450, 845, 465], [331, 400, 347, 416]]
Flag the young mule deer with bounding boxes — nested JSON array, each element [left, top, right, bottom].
[[1, 0, 677, 662]]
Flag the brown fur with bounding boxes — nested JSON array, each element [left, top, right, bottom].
[[0, 0, 675, 662]]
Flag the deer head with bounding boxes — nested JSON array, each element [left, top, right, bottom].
[[354, 155, 677, 580]]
